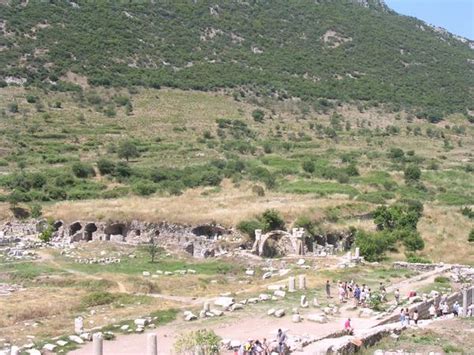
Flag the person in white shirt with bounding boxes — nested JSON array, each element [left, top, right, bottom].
[[429, 303, 436, 319]]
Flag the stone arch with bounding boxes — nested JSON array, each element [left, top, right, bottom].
[[69, 221, 82, 236], [259, 231, 295, 258], [84, 223, 98, 241]]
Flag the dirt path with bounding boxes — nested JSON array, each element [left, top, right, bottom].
[[69, 266, 453, 355]]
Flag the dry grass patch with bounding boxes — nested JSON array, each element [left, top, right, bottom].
[[417, 206, 474, 264], [43, 180, 356, 225]]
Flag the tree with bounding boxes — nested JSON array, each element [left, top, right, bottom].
[[355, 230, 393, 262], [404, 164, 421, 183], [117, 140, 140, 161], [469, 229, 474, 243], [147, 234, 160, 263]]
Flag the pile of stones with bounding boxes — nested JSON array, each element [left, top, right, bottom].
[[142, 269, 197, 278], [74, 257, 121, 265], [0, 283, 23, 296]]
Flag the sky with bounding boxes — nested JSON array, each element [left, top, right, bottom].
[[385, 0, 474, 40]]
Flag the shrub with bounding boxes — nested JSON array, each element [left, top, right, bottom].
[[345, 163, 359, 177], [355, 230, 393, 262], [388, 147, 404, 160], [302, 160, 315, 174], [469, 229, 474, 242], [294, 215, 319, 236], [404, 164, 421, 183], [174, 329, 221, 355], [29, 203, 42, 218], [39, 223, 54, 242], [26, 95, 38, 103], [132, 180, 157, 196], [97, 159, 116, 175], [263, 142, 272, 154], [72, 162, 95, 178], [405, 254, 432, 264], [434, 276, 450, 284], [261, 209, 285, 231], [113, 162, 132, 178], [401, 230, 425, 251], [252, 109, 265, 122], [81, 291, 117, 308], [8, 102, 19, 113], [237, 219, 264, 241], [251, 185, 265, 196]]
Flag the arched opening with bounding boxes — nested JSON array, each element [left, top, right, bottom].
[[84, 223, 98, 241], [53, 220, 64, 231], [104, 223, 126, 237], [69, 222, 82, 236], [260, 232, 294, 258], [191, 225, 225, 239]]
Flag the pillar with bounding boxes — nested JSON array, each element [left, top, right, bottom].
[[298, 275, 306, 290], [92, 333, 103, 355], [462, 288, 468, 317], [147, 333, 158, 355], [355, 247, 360, 259], [10, 346, 20, 355], [288, 276, 296, 292], [74, 316, 84, 334]]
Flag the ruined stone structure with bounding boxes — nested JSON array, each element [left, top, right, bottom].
[[251, 228, 354, 257], [251, 228, 306, 257]]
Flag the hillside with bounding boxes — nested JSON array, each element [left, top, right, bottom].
[[0, 1, 473, 264], [1, 0, 473, 117]]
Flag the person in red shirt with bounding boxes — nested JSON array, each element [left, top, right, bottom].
[[344, 318, 354, 335]]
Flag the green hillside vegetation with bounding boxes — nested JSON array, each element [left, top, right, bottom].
[[0, 86, 472, 209], [1, 0, 473, 118]]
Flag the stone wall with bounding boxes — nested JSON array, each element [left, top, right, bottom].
[[378, 286, 474, 325]]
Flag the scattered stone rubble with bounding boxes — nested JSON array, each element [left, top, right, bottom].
[[394, 261, 474, 283], [0, 283, 23, 296]]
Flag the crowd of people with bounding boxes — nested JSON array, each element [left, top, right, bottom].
[[428, 300, 462, 320], [233, 280, 470, 354], [234, 329, 288, 355], [326, 279, 390, 308]]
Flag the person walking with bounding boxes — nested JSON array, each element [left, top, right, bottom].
[[429, 303, 436, 319], [405, 308, 410, 326], [453, 301, 460, 317], [344, 318, 354, 335], [325, 280, 331, 298], [400, 308, 406, 326], [277, 329, 287, 355], [413, 309, 419, 325], [394, 289, 400, 305]]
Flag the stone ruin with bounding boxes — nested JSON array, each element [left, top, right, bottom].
[[0, 219, 238, 259], [251, 228, 354, 257], [1, 219, 355, 260]]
